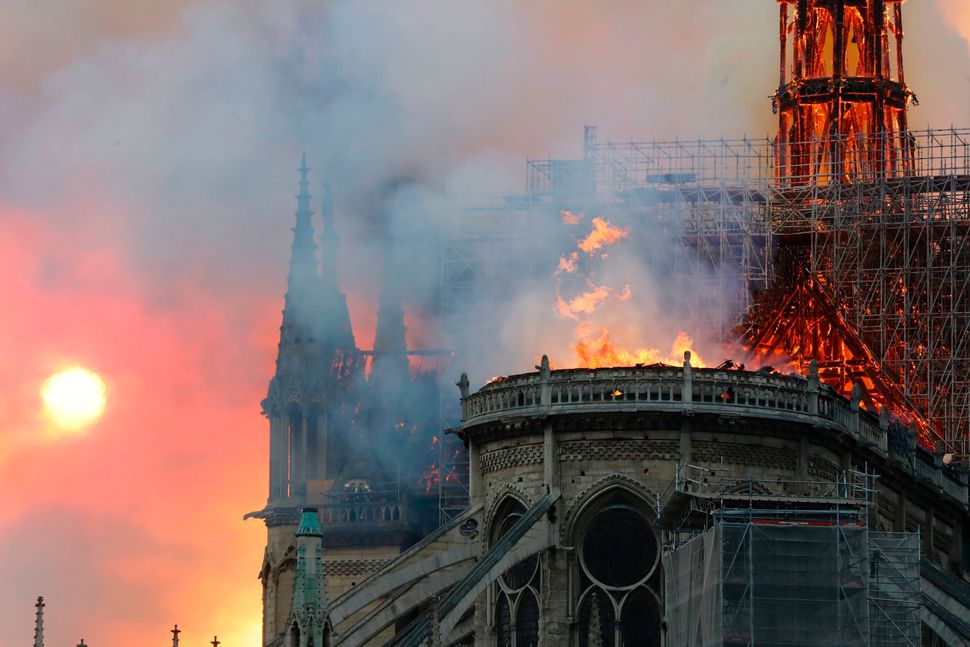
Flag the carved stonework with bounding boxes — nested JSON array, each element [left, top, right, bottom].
[[480, 444, 544, 474], [557, 439, 680, 462], [692, 441, 798, 471]]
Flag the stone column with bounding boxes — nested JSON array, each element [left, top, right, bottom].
[[270, 415, 286, 501]]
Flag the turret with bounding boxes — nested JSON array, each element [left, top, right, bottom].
[[284, 509, 328, 647]]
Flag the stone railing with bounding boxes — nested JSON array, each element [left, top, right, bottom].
[[316, 501, 409, 526], [459, 357, 967, 509], [463, 359, 845, 436]]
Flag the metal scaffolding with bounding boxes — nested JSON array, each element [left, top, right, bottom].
[[442, 125, 970, 458], [660, 464, 922, 647]]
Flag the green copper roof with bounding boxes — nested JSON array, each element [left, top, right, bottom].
[[296, 508, 322, 537]]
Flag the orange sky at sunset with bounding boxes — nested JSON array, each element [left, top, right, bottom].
[[1, 1, 969, 645]]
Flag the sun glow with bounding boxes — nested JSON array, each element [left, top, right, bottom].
[[41, 366, 107, 431]]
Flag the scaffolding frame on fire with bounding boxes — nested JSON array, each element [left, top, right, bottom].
[[442, 125, 970, 455]]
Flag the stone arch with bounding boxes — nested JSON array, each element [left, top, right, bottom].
[[486, 490, 542, 647], [560, 473, 658, 546], [567, 477, 663, 647], [483, 485, 533, 550]]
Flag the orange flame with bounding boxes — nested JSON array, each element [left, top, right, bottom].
[[578, 217, 629, 254], [574, 329, 705, 369], [557, 251, 579, 274], [561, 210, 583, 225], [556, 285, 612, 319]]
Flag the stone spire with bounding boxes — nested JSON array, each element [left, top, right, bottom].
[[287, 508, 328, 646], [275, 155, 321, 377], [288, 154, 317, 294], [171, 624, 181, 647], [33, 596, 44, 647]]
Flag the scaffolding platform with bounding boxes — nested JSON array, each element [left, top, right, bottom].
[[661, 466, 921, 647]]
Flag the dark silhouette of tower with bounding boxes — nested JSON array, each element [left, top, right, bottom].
[[251, 159, 443, 646]]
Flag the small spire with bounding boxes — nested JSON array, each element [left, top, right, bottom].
[[34, 596, 45, 647], [171, 624, 181, 647], [288, 506, 327, 642], [286, 155, 317, 294], [297, 507, 323, 537], [211, 636, 220, 647], [77, 641, 87, 647]]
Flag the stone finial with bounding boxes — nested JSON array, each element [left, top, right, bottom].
[[77, 641, 86, 647], [211, 636, 220, 647], [456, 372, 470, 399], [808, 359, 819, 380], [879, 406, 889, 429], [851, 382, 863, 410], [538, 355, 551, 380], [171, 624, 181, 647], [683, 350, 692, 365]]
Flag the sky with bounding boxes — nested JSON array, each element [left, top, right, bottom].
[[1, 1, 969, 645]]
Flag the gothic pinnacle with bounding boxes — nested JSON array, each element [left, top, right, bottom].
[[284, 154, 319, 318]]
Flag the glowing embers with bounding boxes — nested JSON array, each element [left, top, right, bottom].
[[744, 275, 935, 447]]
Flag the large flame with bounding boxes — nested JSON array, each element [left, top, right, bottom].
[[578, 216, 630, 254], [575, 328, 704, 369], [552, 216, 704, 370]]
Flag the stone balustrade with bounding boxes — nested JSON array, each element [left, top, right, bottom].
[[460, 359, 967, 509]]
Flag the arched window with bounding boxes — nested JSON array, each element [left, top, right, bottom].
[[573, 491, 662, 646], [515, 590, 539, 647], [491, 498, 541, 647], [496, 594, 512, 647]]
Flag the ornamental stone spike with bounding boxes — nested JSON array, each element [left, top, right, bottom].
[[33, 596, 45, 647], [172, 624, 181, 647]]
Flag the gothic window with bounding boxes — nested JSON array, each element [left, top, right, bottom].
[[574, 493, 662, 647], [491, 498, 541, 647], [515, 590, 539, 647], [496, 594, 512, 647]]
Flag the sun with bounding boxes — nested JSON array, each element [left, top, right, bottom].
[[41, 366, 107, 431]]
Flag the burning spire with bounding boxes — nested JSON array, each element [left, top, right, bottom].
[[774, 0, 914, 183]]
